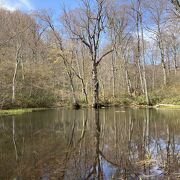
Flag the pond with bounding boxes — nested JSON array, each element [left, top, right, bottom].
[[0, 107, 180, 179]]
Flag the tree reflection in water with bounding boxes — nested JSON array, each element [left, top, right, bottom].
[[0, 108, 180, 179]]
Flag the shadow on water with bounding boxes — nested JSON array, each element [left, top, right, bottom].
[[0, 108, 180, 179]]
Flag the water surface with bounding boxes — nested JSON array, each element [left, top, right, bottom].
[[0, 108, 180, 179]]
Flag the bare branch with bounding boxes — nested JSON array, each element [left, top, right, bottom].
[[96, 49, 114, 65]]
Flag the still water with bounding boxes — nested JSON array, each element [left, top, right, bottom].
[[0, 108, 180, 179]]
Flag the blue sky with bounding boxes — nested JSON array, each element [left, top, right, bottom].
[[0, 0, 78, 12], [0, 0, 155, 43], [0, 0, 132, 13]]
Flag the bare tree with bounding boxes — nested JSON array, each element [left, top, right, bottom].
[[107, 3, 134, 96], [67, 43, 89, 103], [12, 44, 21, 103], [145, 0, 168, 86], [62, 0, 113, 108], [35, 11, 80, 108], [138, 0, 150, 105], [10, 12, 33, 103]]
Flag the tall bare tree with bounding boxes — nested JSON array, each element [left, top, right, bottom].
[[138, 0, 150, 105], [35, 11, 81, 108], [145, 0, 168, 86], [62, 0, 113, 108]]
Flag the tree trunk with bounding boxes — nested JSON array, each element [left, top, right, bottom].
[[92, 62, 99, 108], [136, 12, 144, 94], [20, 58, 25, 80], [81, 79, 88, 103], [101, 80, 105, 102], [76, 55, 88, 103], [158, 25, 167, 86], [64, 60, 79, 108], [139, 12, 150, 105], [152, 63, 155, 91], [166, 47, 170, 76], [111, 53, 116, 98], [125, 69, 132, 96], [69, 74, 77, 106], [12, 46, 21, 104], [173, 45, 178, 75], [12, 62, 18, 103], [160, 47, 167, 86]]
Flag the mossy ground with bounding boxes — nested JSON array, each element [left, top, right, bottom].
[[0, 108, 47, 116]]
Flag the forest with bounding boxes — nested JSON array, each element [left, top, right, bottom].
[[0, 0, 180, 109]]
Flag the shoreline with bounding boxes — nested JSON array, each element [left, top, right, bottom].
[[1, 103, 180, 116]]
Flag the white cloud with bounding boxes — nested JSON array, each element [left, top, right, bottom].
[[0, 0, 33, 11], [19, 0, 33, 9]]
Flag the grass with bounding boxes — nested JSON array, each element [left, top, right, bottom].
[[155, 104, 180, 109], [0, 108, 47, 116], [99, 94, 180, 109]]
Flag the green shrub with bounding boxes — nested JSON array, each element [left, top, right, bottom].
[[133, 95, 147, 105], [149, 94, 163, 105], [161, 96, 180, 105]]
